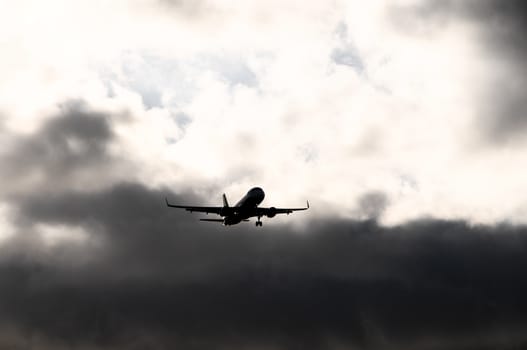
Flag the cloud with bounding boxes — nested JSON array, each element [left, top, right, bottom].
[[331, 21, 365, 74], [353, 191, 388, 220], [3, 181, 527, 348], [3, 108, 526, 348], [8, 0, 527, 224], [0, 48, 526, 350], [461, 0, 527, 145], [0, 103, 133, 196], [157, 0, 213, 19], [389, 0, 527, 145], [2, 6, 527, 347]]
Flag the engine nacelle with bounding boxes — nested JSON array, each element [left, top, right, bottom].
[[267, 207, 277, 218]]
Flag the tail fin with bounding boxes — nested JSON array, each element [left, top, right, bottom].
[[222, 193, 229, 207]]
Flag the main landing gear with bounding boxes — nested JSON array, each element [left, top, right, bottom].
[[255, 217, 263, 227]]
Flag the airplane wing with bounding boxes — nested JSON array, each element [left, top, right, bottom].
[[165, 198, 223, 215], [255, 201, 310, 216], [199, 218, 250, 223]]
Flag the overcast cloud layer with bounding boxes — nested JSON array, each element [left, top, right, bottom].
[[1, 0, 527, 349], [1, 0, 527, 224], [2, 112, 527, 348]]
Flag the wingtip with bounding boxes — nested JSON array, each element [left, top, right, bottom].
[[307, 200, 310, 209]]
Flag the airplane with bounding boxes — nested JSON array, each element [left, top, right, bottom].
[[165, 187, 309, 226]]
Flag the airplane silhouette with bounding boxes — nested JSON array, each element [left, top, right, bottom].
[[165, 187, 309, 226]]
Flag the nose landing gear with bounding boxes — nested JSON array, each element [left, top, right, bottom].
[[255, 217, 263, 227]]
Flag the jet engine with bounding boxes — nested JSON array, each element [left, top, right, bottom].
[[267, 207, 277, 218]]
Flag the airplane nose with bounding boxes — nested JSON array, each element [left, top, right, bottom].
[[249, 187, 265, 201], [250, 187, 263, 194], [257, 188, 265, 201]]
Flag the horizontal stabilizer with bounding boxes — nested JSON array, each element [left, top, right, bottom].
[[199, 219, 224, 223]]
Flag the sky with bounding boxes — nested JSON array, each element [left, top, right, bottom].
[[1, 0, 527, 349]]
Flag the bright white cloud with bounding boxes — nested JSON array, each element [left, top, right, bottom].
[[1, 0, 526, 227]]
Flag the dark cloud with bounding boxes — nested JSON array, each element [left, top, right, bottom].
[[2, 106, 110, 171], [1, 180, 527, 349], [389, 0, 527, 145], [353, 191, 388, 220], [390, 0, 527, 53], [0, 104, 132, 195], [2, 105, 527, 349]]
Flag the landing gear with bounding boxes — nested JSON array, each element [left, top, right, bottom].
[[255, 217, 263, 227]]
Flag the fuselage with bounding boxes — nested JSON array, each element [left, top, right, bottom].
[[224, 187, 265, 225]]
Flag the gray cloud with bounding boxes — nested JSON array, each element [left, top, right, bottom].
[[1, 180, 527, 349], [331, 47, 365, 73], [158, 0, 211, 18], [114, 52, 258, 111], [3, 105, 527, 349], [0, 103, 132, 196], [389, 0, 527, 145], [331, 22, 365, 74], [202, 55, 259, 88], [353, 191, 388, 220]]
